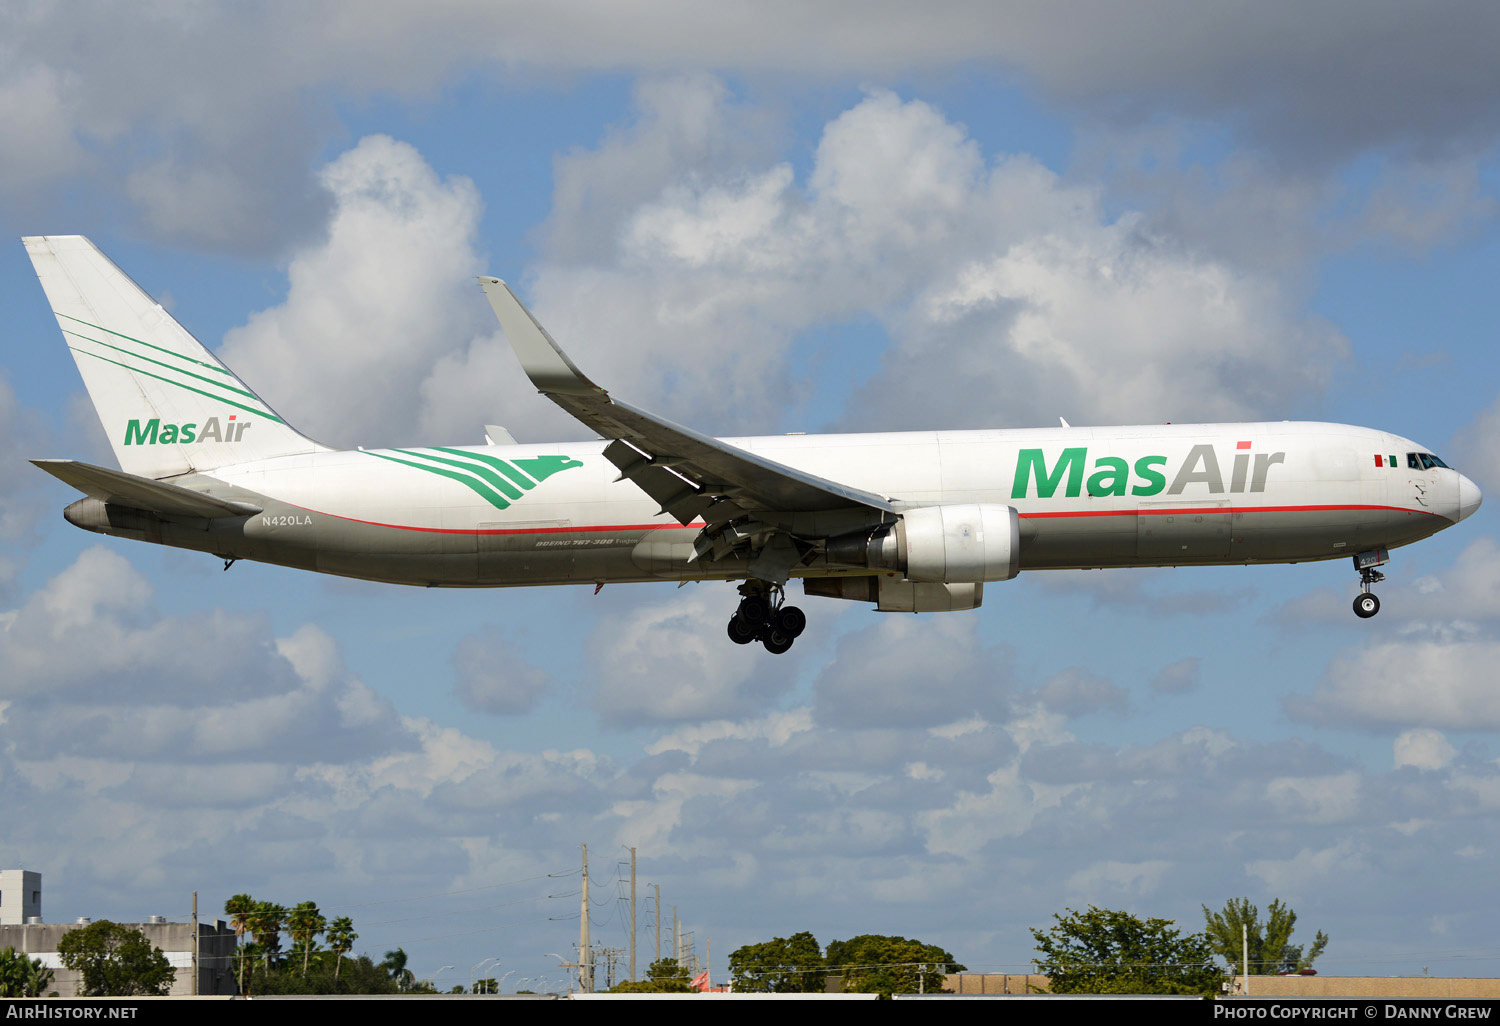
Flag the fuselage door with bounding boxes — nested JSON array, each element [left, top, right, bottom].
[[1137, 500, 1233, 561]]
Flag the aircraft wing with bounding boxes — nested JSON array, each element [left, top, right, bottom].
[[32, 459, 262, 518], [480, 278, 897, 527]]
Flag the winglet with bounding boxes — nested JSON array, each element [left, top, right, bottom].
[[479, 278, 602, 397]]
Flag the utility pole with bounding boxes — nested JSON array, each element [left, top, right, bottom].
[[629, 847, 637, 983], [579, 843, 592, 993], [599, 946, 625, 989], [191, 891, 198, 997], [1242, 922, 1249, 995], [673, 905, 680, 965], [654, 884, 662, 964]]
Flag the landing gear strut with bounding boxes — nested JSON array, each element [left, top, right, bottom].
[[726, 580, 806, 654], [1352, 548, 1388, 619]]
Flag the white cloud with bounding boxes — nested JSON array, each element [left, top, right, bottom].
[[587, 587, 800, 724], [1394, 729, 1458, 771], [1265, 772, 1361, 823], [919, 763, 1063, 857], [1247, 840, 1363, 896], [1030, 667, 1129, 718], [1271, 537, 1500, 630], [528, 85, 1349, 438], [859, 210, 1346, 428], [1288, 638, 1500, 730], [645, 707, 814, 758], [1401, 539, 1500, 621], [813, 613, 1015, 728], [1066, 859, 1174, 901], [0, 60, 85, 199], [7, 3, 1499, 267], [90, 83, 1359, 467], [218, 135, 488, 449], [0, 549, 411, 764]]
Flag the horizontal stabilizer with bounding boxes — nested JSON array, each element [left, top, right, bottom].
[[31, 459, 262, 519]]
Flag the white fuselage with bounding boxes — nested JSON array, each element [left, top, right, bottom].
[[117, 420, 1470, 589]]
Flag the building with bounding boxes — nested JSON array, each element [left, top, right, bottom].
[[0, 871, 238, 996], [0, 869, 42, 926], [0, 918, 239, 996]]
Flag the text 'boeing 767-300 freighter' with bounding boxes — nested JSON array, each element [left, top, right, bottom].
[[24, 235, 1483, 653]]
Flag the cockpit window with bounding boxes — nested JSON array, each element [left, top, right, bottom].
[[1425, 453, 1449, 469], [1408, 452, 1420, 469], [1408, 452, 1449, 470]]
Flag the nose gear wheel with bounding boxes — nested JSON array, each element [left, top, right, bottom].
[[1351, 549, 1388, 619]]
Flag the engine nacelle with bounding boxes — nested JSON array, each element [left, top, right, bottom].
[[824, 503, 1021, 584], [902, 503, 1020, 583], [803, 576, 983, 611]]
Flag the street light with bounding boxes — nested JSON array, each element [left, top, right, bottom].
[[471, 957, 500, 994], [546, 952, 580, 994], [430, 965, 455, 992]]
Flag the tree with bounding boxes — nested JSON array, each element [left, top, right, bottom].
[[610, 957, 695, 993], [248, 901, 287, 971], [380, 947, 414, 991], [1031, 906, 1222, 996], [728, 931, 826, 993], [825, 934, 965, 998], [1203, 898, 1328, 975], [0, 947, 54, 997], [56, 921, 176, 997], [326, 916, 357, 981], [286, 901, 327, 976], [244, 954, 398, 996], [224, 893, 255, 994]]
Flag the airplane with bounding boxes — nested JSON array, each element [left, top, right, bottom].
[[23, 235, 1483, 654]]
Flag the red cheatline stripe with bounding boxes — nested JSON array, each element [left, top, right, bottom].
[[290, 504, 704, 534], [279, 501, 1445, 534], [1020, 503, 1445, 520]]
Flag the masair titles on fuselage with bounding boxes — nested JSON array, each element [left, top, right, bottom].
[[1012, 443, 1285, 498], [23, 235, 1483, 654]]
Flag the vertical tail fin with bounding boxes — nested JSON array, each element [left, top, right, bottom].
[[23, 235, 327, 479]]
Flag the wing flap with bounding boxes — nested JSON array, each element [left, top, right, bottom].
[[32, 459, 262, 519]]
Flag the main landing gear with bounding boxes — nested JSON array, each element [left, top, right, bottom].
[[1352, 548, 1388, 619], [727, 580, 807, 655]]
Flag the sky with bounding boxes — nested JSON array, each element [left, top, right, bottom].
[[3, 0, 1500, 990]]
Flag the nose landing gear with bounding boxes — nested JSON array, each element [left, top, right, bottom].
[[726, 580, 807, 654], [1352, 548, 1388, 619]]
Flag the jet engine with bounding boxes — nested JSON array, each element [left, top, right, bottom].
[[824, 503, 1021, 584]]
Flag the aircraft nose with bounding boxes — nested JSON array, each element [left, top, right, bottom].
[[1457, 473, 1483, 522]]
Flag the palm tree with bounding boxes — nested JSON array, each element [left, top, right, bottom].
[[286, 901, 327, 977], [0, 947, 54, 997], [250, 901, 287, 970], [22, 955, 53, 998], [327, 917, 357, 982], [223, 894, 255, 994], [381, 947, 414, 992]]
